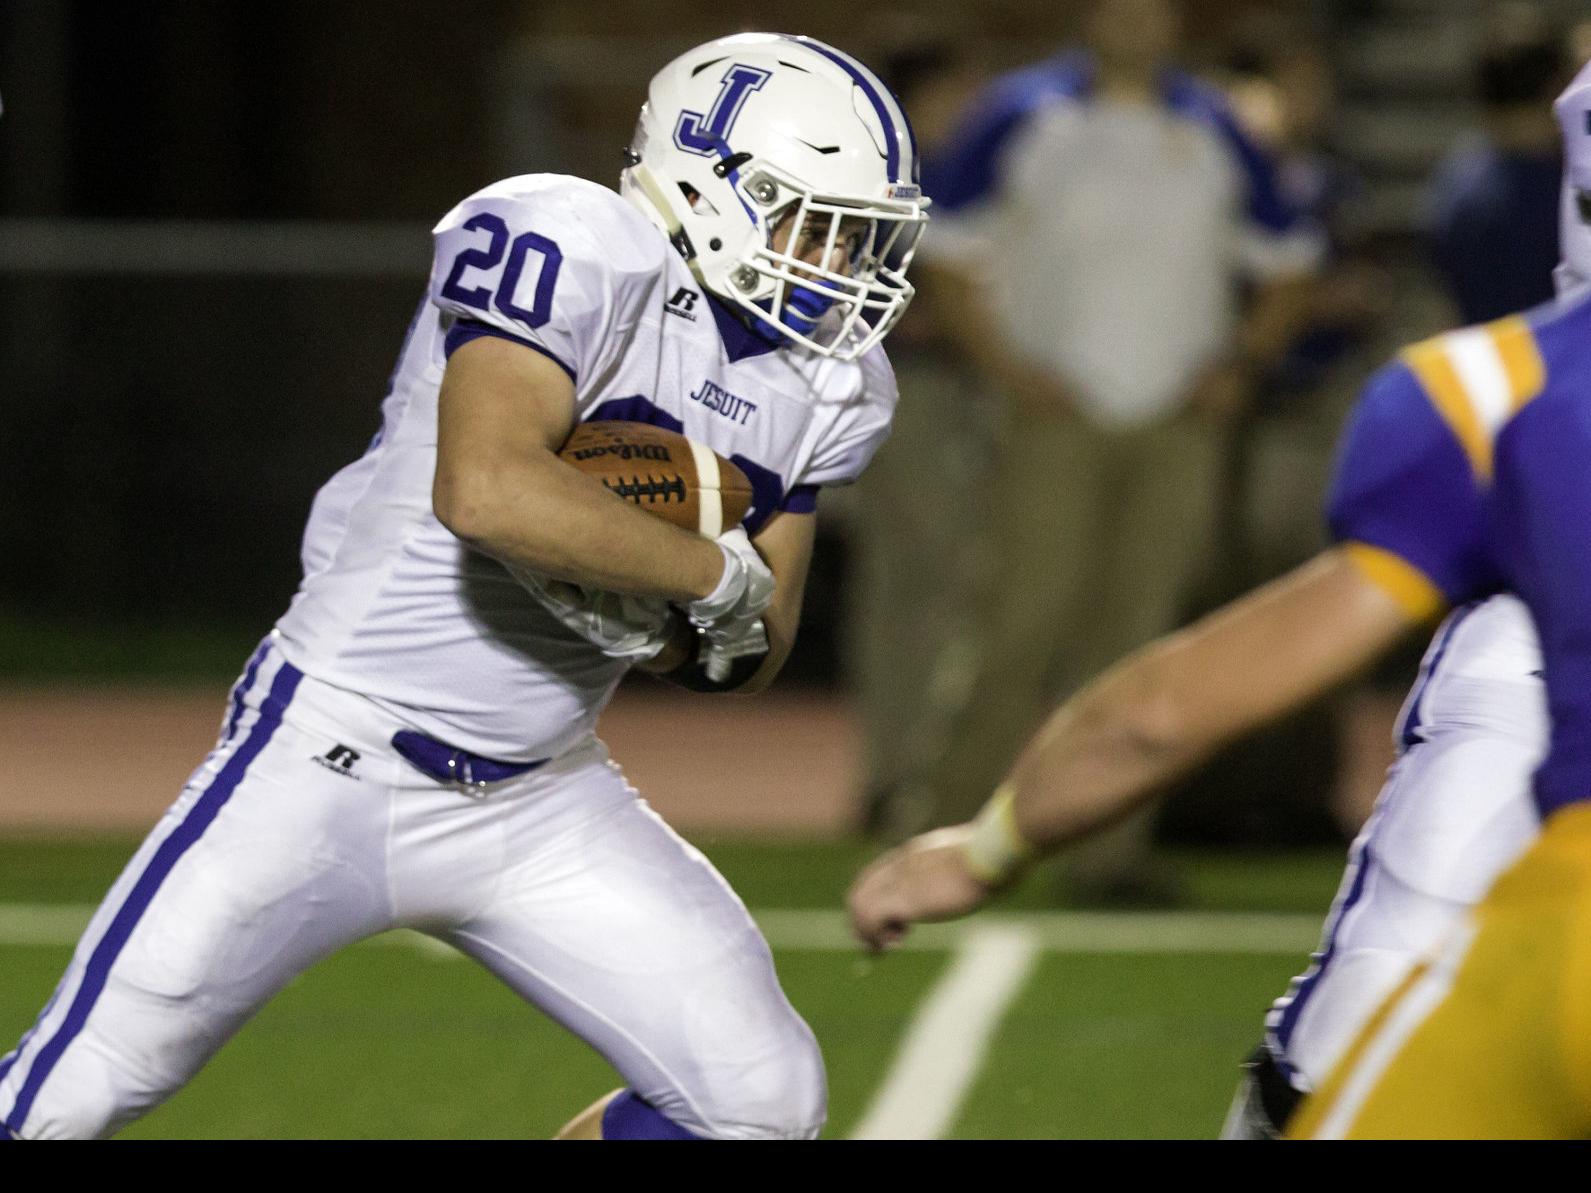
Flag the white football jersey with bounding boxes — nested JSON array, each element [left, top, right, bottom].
[[275, 174, 898, 760], [1377, 591, 1546, 902]]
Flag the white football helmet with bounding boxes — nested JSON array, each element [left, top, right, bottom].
[[1555, 58, 1591, 295], [621, 32, 929, 361]]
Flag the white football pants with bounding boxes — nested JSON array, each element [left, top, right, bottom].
[[1263, 677, 1545, 1095], [0, 645, 825, 1139]]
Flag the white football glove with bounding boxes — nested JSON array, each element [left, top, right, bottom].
[[685, 528, 776, 682], [685, 528, 776, 626], [698, 617, 770, 683], [509, 566, 673, 661]]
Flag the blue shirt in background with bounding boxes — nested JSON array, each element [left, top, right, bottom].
[[1429, 140, 1561, 324]]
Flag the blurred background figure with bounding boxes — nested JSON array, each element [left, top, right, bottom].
[[874, 0, 1322, 901], [1428, 3, 1573, 324], [841, 40, 996, 837], [1195, 12, 1404, 841]]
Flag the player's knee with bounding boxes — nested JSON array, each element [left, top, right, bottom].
[[695, 1017, 827, 1140], [759, 1023, 827, 1139]]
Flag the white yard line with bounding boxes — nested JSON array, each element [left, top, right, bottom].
[[0, 904, 1324, 956], [753, 909, 1325, 955], [848, 924, 1040, 1140], [0, 902, 1322, 1142]]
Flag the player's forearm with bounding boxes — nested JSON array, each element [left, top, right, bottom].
[[1001, 646, 1221, 851], [725, 512, 812, 694], [731, 596, 799, 696], [434, 451, 725, 604], [1002, 550, 1421, 854]]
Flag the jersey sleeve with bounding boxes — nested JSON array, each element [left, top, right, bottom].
[[918, 58, 1087, 268], [793, 348, 900, 493], [1326, 359, 1500, 616], [922, 73, 1050, 214], [1173, 78, 1324, 280], [429, 179, 658, 389]]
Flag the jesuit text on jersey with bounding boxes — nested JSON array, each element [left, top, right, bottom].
[[688, 379, 758, 426]]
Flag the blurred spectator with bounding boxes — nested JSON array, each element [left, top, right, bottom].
[[1222, 24, 1383, 419], [884, 0, 1322, 898], [1216, 21, 1407, 840], [1429, 4, 1573, 324], [843, 42, 994, 836]]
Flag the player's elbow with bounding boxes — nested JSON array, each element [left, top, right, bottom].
[[432, 465, 505, 547], [1088, 652, 1199, 769]]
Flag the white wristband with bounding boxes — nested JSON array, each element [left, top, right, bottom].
[[962, 785, 1035, 887], [687, 541, 740, 625]]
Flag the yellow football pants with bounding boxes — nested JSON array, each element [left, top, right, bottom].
[[1288, 803, 1591, 1139]]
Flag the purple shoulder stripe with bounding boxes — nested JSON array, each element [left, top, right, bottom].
[[443, 319, 577, 385]]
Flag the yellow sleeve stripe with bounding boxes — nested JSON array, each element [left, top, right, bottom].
[[1400, 318, 1547, 481], [1401, 339, 1493, 479], [1488, 315, 1547, 415], [1344, 542, 1447, 623]]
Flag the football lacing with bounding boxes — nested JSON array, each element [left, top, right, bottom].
[[605, 474, 688, 505]]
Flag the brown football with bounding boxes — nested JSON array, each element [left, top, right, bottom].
[[557, 420, 754, 537]]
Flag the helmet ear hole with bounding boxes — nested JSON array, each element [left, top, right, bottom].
[[678, 182, 720, 218]]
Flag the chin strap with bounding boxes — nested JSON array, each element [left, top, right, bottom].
[[627, 163, 712, 288], [778, 286, 835, 335], [746, 287, 835, 346]]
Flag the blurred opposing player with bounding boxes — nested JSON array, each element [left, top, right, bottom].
[[1287, 63, 1591, 1140], [850, 57, 1591, 1142], [0, 33, 927, 1140]]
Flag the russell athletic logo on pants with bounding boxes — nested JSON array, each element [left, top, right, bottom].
[[311, 744, 361, 779]]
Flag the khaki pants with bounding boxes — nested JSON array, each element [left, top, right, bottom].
[[926, 406, 1223, 841], [844, 349, 994, 826]]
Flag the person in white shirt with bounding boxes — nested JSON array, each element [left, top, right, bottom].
[[909, 0, 1321, 893]]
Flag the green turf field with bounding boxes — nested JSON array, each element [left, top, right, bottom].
[[0, 836, 1348, 1139]]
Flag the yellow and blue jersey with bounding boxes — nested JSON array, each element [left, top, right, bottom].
[[1327, 286, 1591, 819]]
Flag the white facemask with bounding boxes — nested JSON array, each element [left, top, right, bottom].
[[1553, 61, 1591, 295]]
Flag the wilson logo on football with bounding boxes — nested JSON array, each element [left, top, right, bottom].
[[568, 443, 674, 463], [557, 420, 754, 538]]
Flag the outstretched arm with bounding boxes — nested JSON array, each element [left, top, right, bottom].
[[848, 546, 1429, 950]]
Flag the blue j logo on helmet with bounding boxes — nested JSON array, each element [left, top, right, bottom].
[[673, 65, 773, 157]]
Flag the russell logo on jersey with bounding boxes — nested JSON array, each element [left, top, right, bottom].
[[665, 287, 700, 321]]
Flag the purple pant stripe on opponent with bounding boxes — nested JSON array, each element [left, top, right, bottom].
[[1268, 842, 1377, 1071], [3, 660, 303, 1135]]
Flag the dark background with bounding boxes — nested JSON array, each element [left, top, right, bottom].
[[0, 0, 1303, 671]]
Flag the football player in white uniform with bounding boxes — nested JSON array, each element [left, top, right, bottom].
[[0, 33, 927, 1140], [850, 62, 1591, 1137]]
